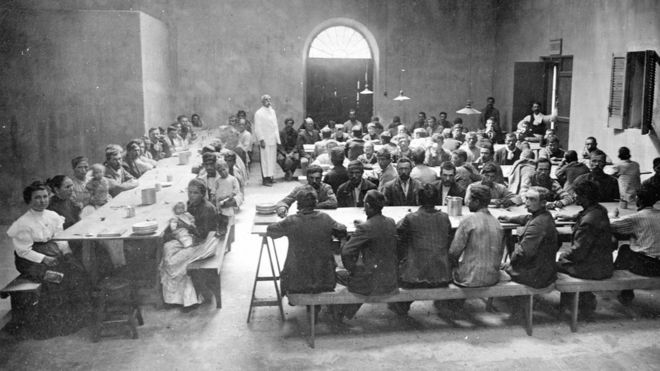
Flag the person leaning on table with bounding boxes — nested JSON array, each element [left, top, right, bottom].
[[267, 187, 347, 314], [465, 163, 522, 208], [499, 187, 559, 322], [447, 184, 505, 310], [555, 179, 615, 321], [330, 190, 399, 322], [388, 184, 452, 315], [276, 164, 338, 217], [610, 188, 660, 305]]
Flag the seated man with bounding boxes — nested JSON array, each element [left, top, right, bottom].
[[580, 136, 611, 166], [297, 117, 320, 174], [382, 158, 422, 206], [357, 141, 377, 166], [432, 161, 466, 205], [322, 148, 349, 194], [267, 187, 347, 297], [336, 161, 377, 207], [165, 125, 186, 152], [452, 149, 481, 190], [538, 134, 565, 166], [494, 133, 522, 166], [611, 146, 641, 204], [345, 126, 366, 161], [475, 145, 504, 184], [104, 145, 138, 197], [499, 187, 559, 289], [450, 184, 505, 289], [147, 127, 171, 159], [409, 147, 437, 185], [555, 150, 590, 190], [556, 179, 614, 320], [276, 165, 337, 217], [611, 188, 660, 305], [311, 140, 340, 168], [314, 127, 333, 157], [520, 158, 574, 208], [332, 190, 398, 321], [465, 163, 522, 208], [362, 122, 380, 142], [373, 148, 398, 192], [396, 136, 412, 161], [277, 117, 300, 181], [569, 150, 619, 202], [331, 123, 350, 142], [459, 132, 481, 163], [641, 157, 660, 202], [507, 149, 537, 194], [425, 135, 452, 167], [442, 125, 463, 152], [389, 184, 452, 315]]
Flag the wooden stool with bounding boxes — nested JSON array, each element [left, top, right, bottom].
[[91, 276, 144, 342]]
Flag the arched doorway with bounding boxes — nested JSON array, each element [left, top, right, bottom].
[[304, 20, 377, 127]]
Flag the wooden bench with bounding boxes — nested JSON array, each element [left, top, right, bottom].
[[288, 275, 554, 348], [1, 276, 42, 330], [187, 230, 231, 308], [555, 270, 660, 332]]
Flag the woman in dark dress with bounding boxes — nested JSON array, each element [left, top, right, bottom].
[[6, 181, 91, 338], [46, 175, 81, 229]]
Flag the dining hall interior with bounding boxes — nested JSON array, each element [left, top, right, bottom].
[[1, 0, 660, 369]]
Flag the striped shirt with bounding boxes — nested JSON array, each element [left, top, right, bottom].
[[610, 208, 660, 258], [449, 208, 504, 287]]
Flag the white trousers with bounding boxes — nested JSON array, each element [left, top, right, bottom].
[[260, 144, 277, 178]]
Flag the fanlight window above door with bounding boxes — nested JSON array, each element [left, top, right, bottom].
[[308, 26, 372, 59]]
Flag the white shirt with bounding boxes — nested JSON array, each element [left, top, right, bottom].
[[7, 209, 71, 263], [254, 105, 281, 145]]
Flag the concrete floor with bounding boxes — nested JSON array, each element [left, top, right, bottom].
[[1, 166, 660, 370]]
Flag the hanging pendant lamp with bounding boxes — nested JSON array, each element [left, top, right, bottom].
[[393, 68, 411, 101], [456, 100, 481, 115]]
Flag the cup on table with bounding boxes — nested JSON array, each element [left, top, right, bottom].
[[167, 174, 174, 182], [155, 182, 162, 192]]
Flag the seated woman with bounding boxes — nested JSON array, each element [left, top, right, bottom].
[[160, 179, 219, 309], [46, 175, 81, 229], [6, 181, 91, 338]]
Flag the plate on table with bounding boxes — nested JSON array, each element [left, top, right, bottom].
[[132, 229, 157, 236]]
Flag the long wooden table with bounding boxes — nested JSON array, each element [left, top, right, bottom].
[[53, 144, 204, 283]]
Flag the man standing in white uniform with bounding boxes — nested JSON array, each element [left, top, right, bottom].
[[254, 94, 280, 186]]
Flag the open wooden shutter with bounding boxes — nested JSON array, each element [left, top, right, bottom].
[[641, 50, 658, 134], [607, 54, 626, 129]]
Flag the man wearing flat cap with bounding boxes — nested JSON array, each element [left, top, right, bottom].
[[336, 161, 377, 207]]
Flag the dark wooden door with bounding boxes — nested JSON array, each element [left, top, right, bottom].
[[512, 62, 547, 131], [306, 58, 373, 126]]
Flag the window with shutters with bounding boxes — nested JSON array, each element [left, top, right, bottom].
[[608, 50, 659, 134]]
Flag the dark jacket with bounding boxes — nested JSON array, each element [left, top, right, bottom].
[[555, 161, 589, 189], [396, 207, 452, 286], [341, 213, 399, 295], [557, 203, 614, 280], [494, 146, 522, 165], [268, 210, 347, 294], [382, 178, 423, 206], [345, 138, 365, 161], [506, 210, 559, 288], [336, 179, 377, 207], [570, 172, 619, 202], [323, 166, 349, 194], [148, 138, 171, 159], [431, 181, 466, 204]]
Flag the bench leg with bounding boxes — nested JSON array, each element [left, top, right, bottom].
[[309, 305, 316, 349], [207, 271, 222, 309], [570, 292, 579, 332], [525, 295, 533, 336]]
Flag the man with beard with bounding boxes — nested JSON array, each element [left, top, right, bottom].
[[382, 158, 422, 206], [433, 162, 466, 205], [254, 94, 280, 186], [475, 145, 504, 184], [374, 148, 398, 192], [521, 158, 574, 208], [480, 97, 501, 129], [276, 165, 337, 217], [465, 163, 521, 208], [569, 150, 619, 202], [336, 161, 377, 207], [277, 117, 299, 181], [104, 146, 138, 197]]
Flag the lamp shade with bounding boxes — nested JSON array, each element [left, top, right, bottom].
[[456, 100, 481, 115], [360, 86, 373, 95], [393, 90, 410, 101]]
